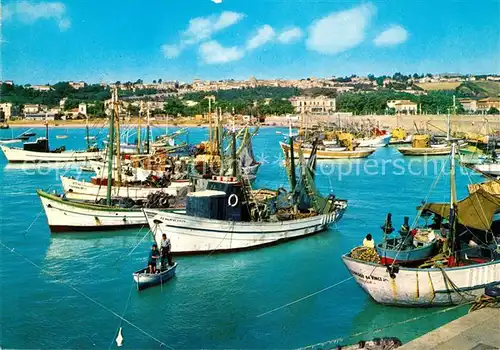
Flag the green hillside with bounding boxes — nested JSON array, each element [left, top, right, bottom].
[[457, 81, 500, 97]]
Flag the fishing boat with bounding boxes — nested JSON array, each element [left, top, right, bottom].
[[342, 144, 500, 306], [398, 134, 467, 156], [375, 215, 438, 265], [133, 262, 178, 290], [0, 138, 23, 145], [144, 136, 348, 255], [60, 175, 189, 201], [37, 88, 186, 232], [389, 128, 412, 145], [0, 137, 103, 163], [280, 137, 377, 159], [356, 134, 392, 148], [473, 162, 500, 177]]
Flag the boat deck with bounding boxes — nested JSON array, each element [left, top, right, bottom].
[[400, 308, 500, 350]]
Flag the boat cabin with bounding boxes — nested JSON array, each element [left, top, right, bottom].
[[23, 138, 49, 152], [186, 176, 251, 222]]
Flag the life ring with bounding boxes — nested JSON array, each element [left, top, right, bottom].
[[228, 194, 238, 207]]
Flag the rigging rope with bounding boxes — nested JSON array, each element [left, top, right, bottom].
[[0, 241, 171, 349]]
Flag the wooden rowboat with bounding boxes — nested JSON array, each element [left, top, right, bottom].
[[133, 262, 177, 290]]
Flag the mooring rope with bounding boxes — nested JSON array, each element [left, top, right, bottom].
[[256, 276, 353, 318], [0, 241, 171, 349], [300, 301, 473, 349]]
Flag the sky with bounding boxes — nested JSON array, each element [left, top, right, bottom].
[[1, 0, 499, 84]]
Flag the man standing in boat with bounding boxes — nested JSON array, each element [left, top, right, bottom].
[[160, 233, 173, 268], [148, 244, 160, 273]]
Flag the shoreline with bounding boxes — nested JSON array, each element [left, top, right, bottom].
[[3, 114, 499, 133]]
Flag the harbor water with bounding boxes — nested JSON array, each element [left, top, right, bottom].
[[0, 126, 481, 348]]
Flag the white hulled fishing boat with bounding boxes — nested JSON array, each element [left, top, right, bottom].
[[60, 175, 189, 201], [0, 137, 102, 163], [356, 134, 392, 148], [37, 88, 184, 232], [342, 144, 500, 306], [144, 135, 348, 254]]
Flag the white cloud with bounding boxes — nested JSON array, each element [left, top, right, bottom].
[[373, 25, 408, 46], [246, 25, 275, 50], [277, 27, 303, 44], [161, 44, 182, 59], [183, 11, 244, 44], [3, 1, 71, 31], [163, 11, 244, 58], [199, 40, 244, 64], [306, 3, 375, 54]]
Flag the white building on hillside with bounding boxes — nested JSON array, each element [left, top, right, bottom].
[[0, 103, 13, 120], [290, 95, 336, 114]]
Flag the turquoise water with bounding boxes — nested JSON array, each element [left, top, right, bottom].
[[0, 126, 483, 349]]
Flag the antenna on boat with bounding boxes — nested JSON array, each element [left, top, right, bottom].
[[146, 107, 150, 155], [137, 102, 142, 154]]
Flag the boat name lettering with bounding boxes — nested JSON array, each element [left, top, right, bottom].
[[350, 270, 388, 282]]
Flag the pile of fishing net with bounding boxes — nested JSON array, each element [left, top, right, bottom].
[[143, 191, 177, 208], [142, 174, 171, 188], [337, 337, 402, 349], [350, 246, 381, 263]]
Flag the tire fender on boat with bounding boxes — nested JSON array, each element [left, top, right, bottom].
[[228, 194, 238, 207]]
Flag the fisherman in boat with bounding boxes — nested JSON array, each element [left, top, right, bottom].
[[160, 233, 173, 268], [148, 244, 160, 273], [363, 233, 375, 248]]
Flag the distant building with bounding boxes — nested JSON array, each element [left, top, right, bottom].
[[486, 76, 500, 82], [78, 103, 87, 116], [0, 80, 14, 86], [30, 85, 53, 92], [24, 113, 56, 121], [458, 98, 478, 112], [477, 97, 500, 111], [23, 104, 47, 114], [387, 100, 418, 114], [59, 98, 68, 110], [0, 103, 13, 121], [69, 81, 86, 89], [290, 95, 336, 114]]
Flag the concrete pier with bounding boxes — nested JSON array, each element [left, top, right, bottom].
[[400, 308, 499, 350]]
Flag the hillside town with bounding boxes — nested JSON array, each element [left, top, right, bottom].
[[0, 73, 499, 124]]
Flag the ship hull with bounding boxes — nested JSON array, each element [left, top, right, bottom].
[[0, 145, 102, 163], [357, 135, 392, 148], [37, 190, 148, 232], [60, 176, 188, 201], [342, 254, 500, 306], [280, 142, 375, 159], [144, 205, 347, 254]]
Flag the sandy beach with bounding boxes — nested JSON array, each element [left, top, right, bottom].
[[6, 114, 499, 134]]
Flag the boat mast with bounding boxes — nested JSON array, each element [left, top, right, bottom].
[[448, 142, 458, 259], [146, 107, 150, 154], [85, 114, 90, 150], [106, 89, 116, 206], [289, 119, 297, 192], [231, 122, 237, 178], [114, 90, 122, 186], [208, 97, 213, 156], [45, 113, 49, 152], [137, 102, 142, 154]]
